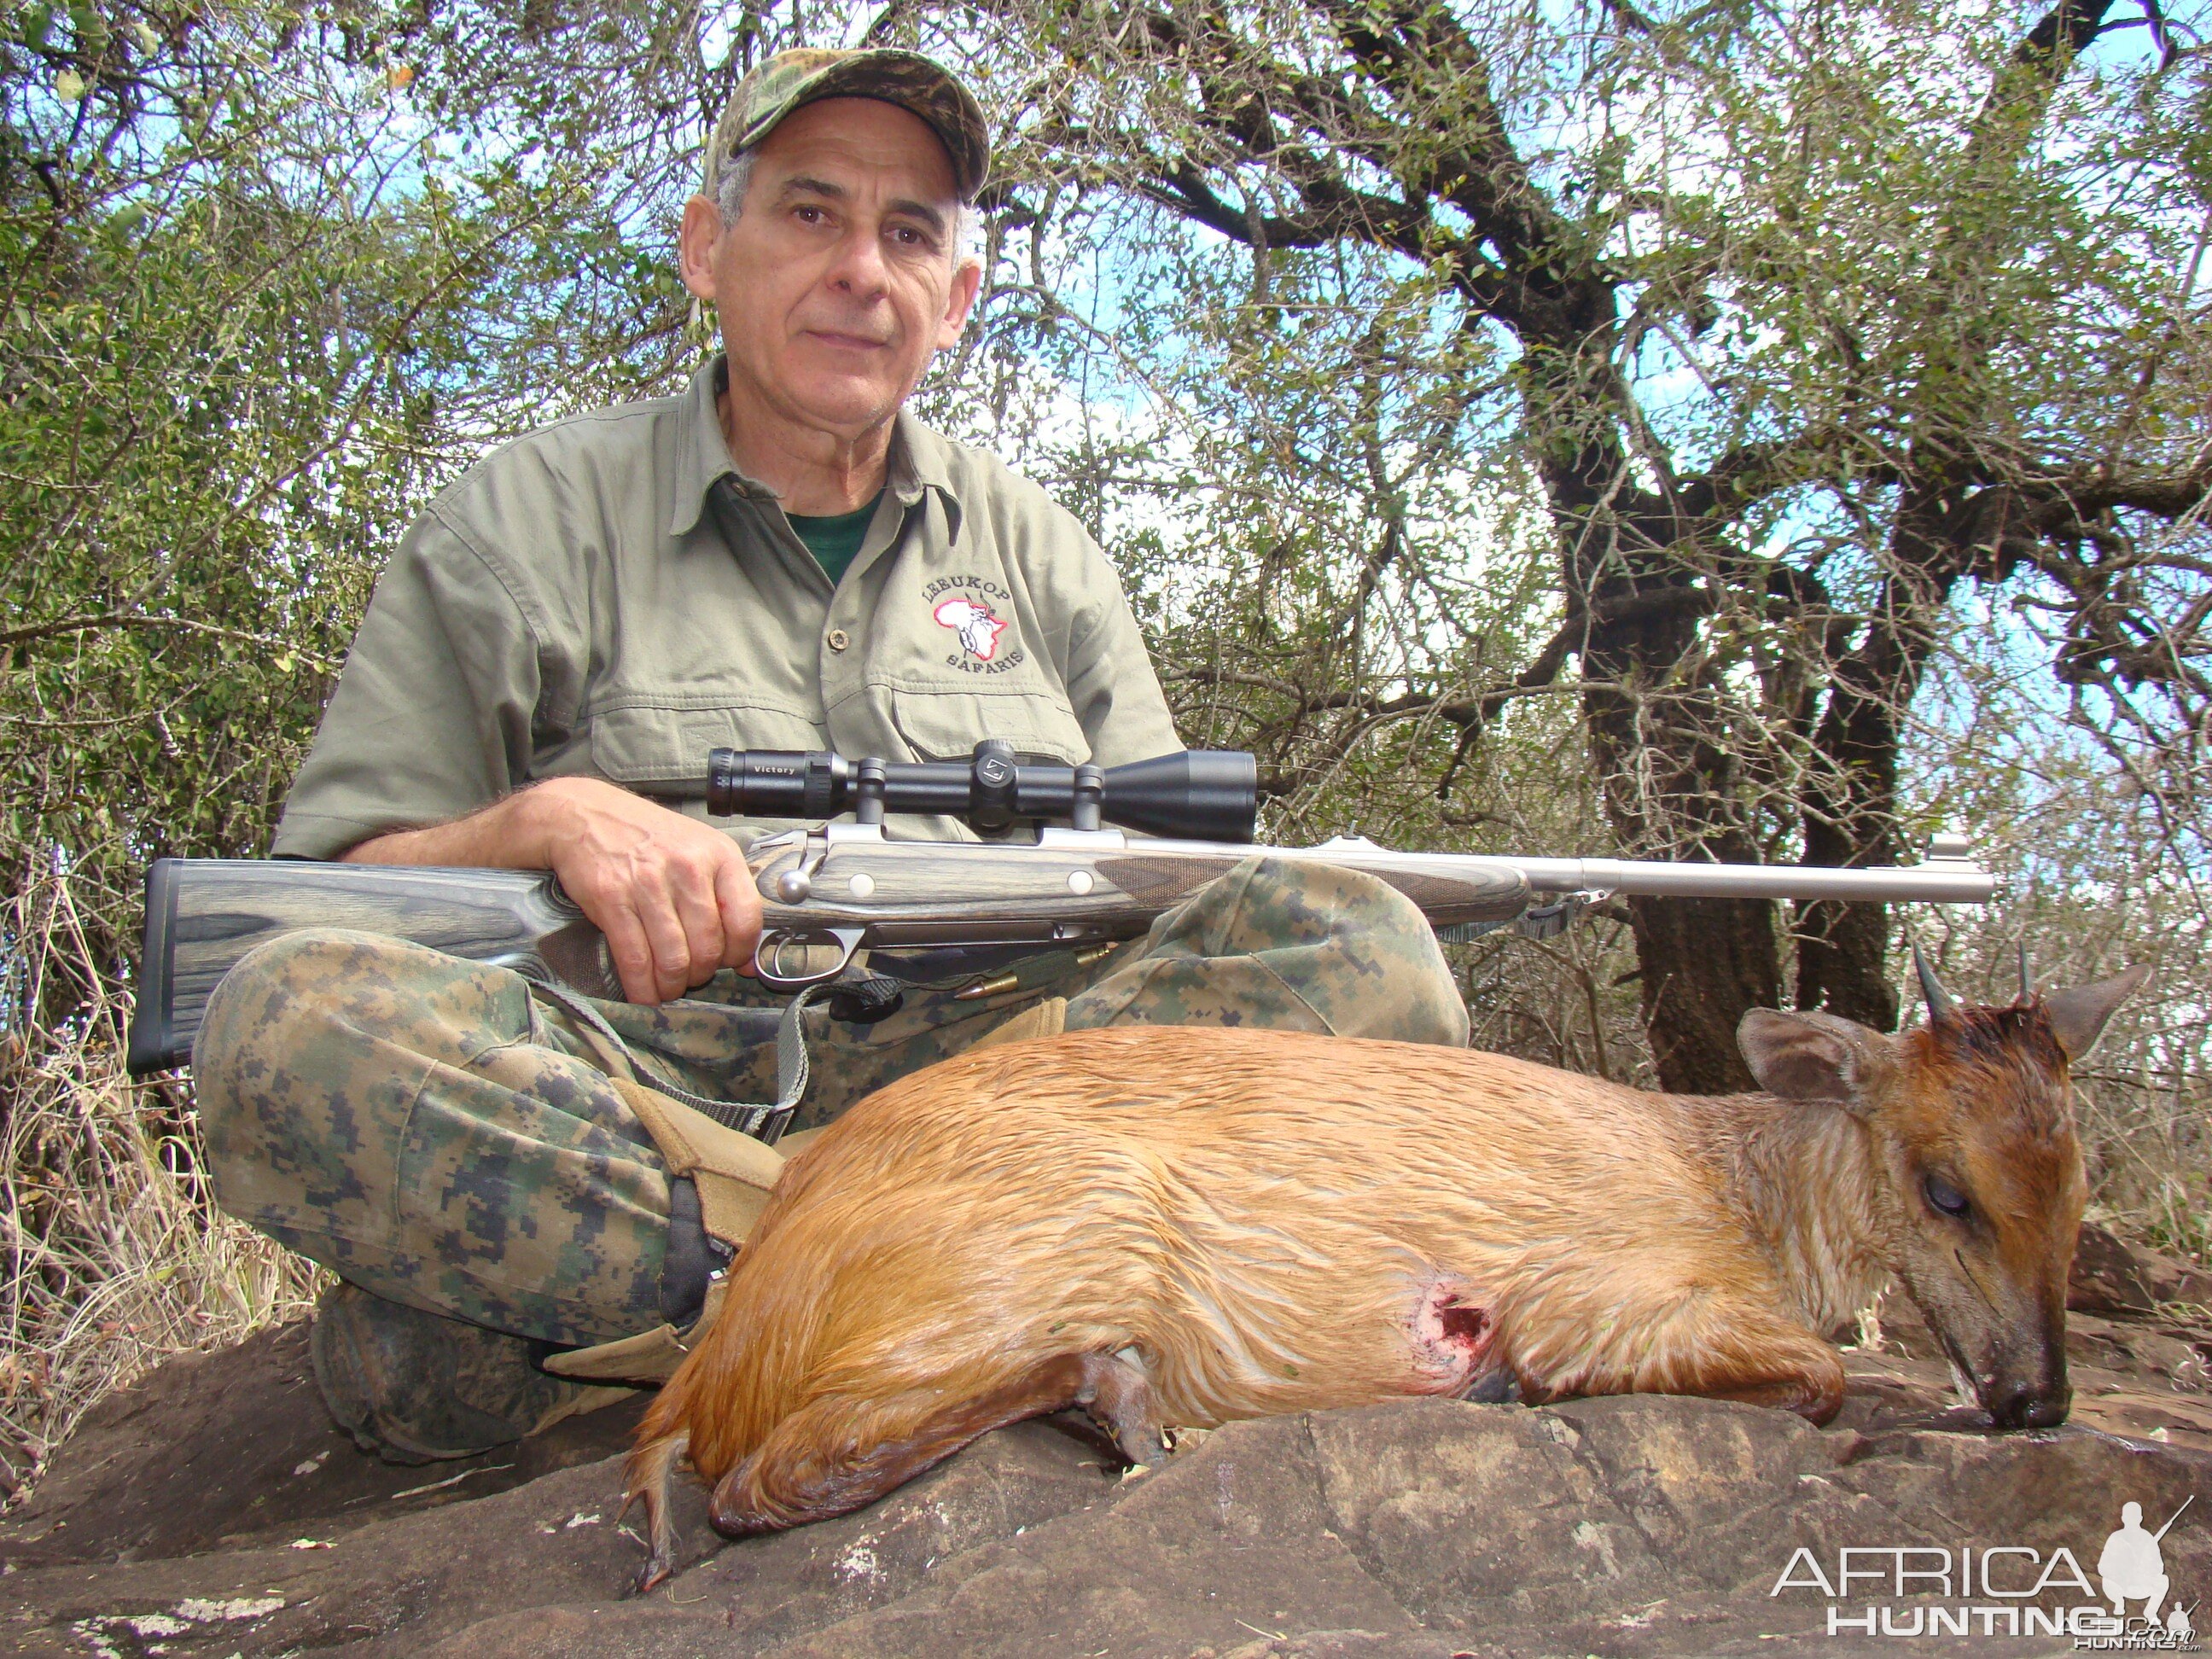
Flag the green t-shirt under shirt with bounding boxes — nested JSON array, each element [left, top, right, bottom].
[[787, 492, 883, 586]]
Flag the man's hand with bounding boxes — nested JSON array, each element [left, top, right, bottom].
[[341, 777, 762, 1004], [522, 778, 764, 1003]]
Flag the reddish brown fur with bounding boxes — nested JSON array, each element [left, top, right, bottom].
[[624, 987, 2121, 1589]]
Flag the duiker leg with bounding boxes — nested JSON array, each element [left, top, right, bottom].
[[621, 1428, 689, 1595], [1080, 1348, 1166, 1465], [1643, 1302, 1846, 1423], [707, 1352, 1138, 1535], [1521, 1286, 1846, 1423], [1698, 1363, 1846, 1421]]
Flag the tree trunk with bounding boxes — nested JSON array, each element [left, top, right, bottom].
[[1629, 894, 1784, 1089], [1794, 666, 1906, 1031], [1527, 342, 1784, 1091]]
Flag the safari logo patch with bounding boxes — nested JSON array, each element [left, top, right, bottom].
[[925, 574, 1026, 675]]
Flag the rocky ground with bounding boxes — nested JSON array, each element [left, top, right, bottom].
[[0, 1221, 2206, 1659]]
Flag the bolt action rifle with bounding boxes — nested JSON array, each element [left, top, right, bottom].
[[127, 742, 1996, 1074]]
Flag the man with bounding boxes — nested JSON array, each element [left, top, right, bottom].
[[195, 48, 1470, 1464]]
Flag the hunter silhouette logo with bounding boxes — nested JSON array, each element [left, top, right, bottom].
[[2102, 1497, 2193, 1636], [1768, 1493, 2197, 1644], [934, 596, 1008, 661]]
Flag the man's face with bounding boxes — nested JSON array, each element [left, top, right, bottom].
[[683, 97, 981, 441]]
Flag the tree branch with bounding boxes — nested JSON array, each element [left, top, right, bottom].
[[0, 613, 325, 656]]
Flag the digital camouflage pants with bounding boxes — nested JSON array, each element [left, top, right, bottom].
[[195, 855, 1470, 1350]]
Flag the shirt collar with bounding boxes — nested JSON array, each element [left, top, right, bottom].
[[888, 409, 964, 544], [667, 355, 966, 542], [668, 357, 741, 538]]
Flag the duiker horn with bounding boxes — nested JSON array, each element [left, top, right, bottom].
[[1912, 941, 1957, 1026]]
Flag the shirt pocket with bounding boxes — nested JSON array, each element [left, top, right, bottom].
[[889, 688, 1090, 765], [585, 694, 828, 788]]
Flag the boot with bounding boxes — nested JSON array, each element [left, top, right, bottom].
[[310, 1281, 599, 1464]]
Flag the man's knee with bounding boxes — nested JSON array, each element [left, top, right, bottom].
[[197, 926, 534, 1085], [201, 928, 432, 1115], [1226, 855, 1436, 949], [1071, 854, 1470, 1046], [1225, 856, 1469, 1045], [194, 928, 512, 1231], [201, 925, 369, 1055]]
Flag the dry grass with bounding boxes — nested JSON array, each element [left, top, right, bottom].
[[0, 872, 321, 1501], [2077, 1069, 2212, 1266]]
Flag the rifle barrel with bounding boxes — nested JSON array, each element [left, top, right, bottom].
[[1505, 854, 1996, 905], [1143, 842, 1998, 905]]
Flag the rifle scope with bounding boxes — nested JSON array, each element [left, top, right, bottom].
[[702, 742, 1258, 843]]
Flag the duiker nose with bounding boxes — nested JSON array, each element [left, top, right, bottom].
[[1987, 1379, 2069, 1429]]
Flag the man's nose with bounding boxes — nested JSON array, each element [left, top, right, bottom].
[[825, 225, 890, 295]]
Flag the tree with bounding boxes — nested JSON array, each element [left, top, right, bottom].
[[925, 0, 2211, 1087], [0, 0, 711, 1011]]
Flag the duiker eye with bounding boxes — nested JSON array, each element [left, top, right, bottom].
[[1923, 1173, 1971, 1219]]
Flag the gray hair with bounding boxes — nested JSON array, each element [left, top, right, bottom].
[[713, 143, 981, 265]]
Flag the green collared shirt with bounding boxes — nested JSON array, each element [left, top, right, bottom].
[[271, 358, 1181, 856]]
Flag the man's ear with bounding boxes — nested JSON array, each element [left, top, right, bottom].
[[1738, 1009, 1895, 1112], [934, 254, 983, 350], [2042, 965, 2149, 1061], [678, 195, 725, 303]]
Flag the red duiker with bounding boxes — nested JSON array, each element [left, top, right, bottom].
[[624, 954, 2142, 1590]]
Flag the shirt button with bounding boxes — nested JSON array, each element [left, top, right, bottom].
[[825, 627, 850, 653]]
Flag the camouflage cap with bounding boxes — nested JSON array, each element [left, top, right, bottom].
[[703, 49, 989, 206]]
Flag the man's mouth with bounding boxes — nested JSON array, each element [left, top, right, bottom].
[[801, 328, 892, 352]]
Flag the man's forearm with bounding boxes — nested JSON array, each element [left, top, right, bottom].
[[337, 776, 763, 1004], [339, 783, 560, 870]]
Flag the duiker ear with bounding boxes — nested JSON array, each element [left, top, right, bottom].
[[1738, 1009, 1895, 1110], [2042, 965, 2149, 1061]]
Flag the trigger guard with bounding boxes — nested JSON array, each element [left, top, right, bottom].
[[752, 927, 865, 990]]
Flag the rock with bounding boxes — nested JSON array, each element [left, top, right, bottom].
[[3, 1293, 2209, 1657], [2072, 1221, 2160, 1314], [2070, 1220, 2212, 1315], [2143, 1249, 2212, 1312], [0, 1322, 651, 1569]]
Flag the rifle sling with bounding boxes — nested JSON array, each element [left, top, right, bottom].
[[536, 1076, 785, 1388], [541, 1277, 731, 1386], [527, 978, 818, 1145], [528, 982, 812, 1386], [609, 1074, 786, 1247]]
